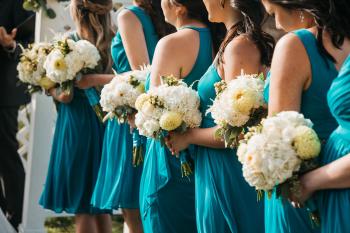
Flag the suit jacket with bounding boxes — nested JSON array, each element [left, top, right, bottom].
[[0, 0, 34, 107]]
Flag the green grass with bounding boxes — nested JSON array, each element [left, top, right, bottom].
[[45, 215, 124, 233]]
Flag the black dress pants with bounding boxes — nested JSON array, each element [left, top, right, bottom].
[[0, 107, 25, 230]]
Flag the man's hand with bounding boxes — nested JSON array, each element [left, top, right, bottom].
[[0, 27, 16, 49]]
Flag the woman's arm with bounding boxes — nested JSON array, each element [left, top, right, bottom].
[[75, 74, 115, 89], [291, 153, 350, 204], [118, 8, 150, 70], [267, 33, 311, 114], [48, 87, 74, 104], [167, 36, 263, 154]]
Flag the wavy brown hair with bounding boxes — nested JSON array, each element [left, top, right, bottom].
[[71, 0, 115, 73]]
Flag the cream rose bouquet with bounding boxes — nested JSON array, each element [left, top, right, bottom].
[[208, 73, 267, 148], [17, 42, 56, 93], [44, 36, 105, 121], [100, 66, 150, 123], [237, 111, 321, 225], [135, 75, 202, 177], [100, 66, 151, 166], [44, 37, 100, 89]]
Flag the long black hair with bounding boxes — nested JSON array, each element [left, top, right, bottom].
[[135, 0, 175, 38], [216, 0, 275, 67], [268, 0, 350, 61], [169, 0, 226, 54]]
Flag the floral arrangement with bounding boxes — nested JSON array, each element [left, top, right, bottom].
[[17, 42, 56, 93], [44, 37, 100, 86], [135, 75, 202, 177], [100, 66, 151, 166], [100, 66, 150, 123], [237, 111, 321, 225], [208, 73, 267, 148]]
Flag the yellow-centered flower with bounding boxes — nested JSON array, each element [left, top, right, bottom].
[[159, 111, 182, 131]]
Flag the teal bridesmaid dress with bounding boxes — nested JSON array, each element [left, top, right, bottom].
[[263, 29, 338, 233], [317, 55, 350, 233], [139, 26, 212, 233], [39, 88, 107, 214], [91, 5, 158, 209], [195, 65, 264, 233]]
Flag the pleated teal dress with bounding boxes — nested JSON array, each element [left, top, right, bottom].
[[91, 5, 158, 210], [316, 55, 350, 233], [194, 64, 264, 233], [139, 26, 212, 233], [263, 29, 338, 233], [39, 88, 106, 214]]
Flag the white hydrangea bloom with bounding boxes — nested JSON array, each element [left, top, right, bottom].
[[17, 42, 52, 85], [208, 74, 266, 128], [135, 78, 202, 138]]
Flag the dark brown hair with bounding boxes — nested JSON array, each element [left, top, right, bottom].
[[217, 0, 275, 67], [268, 0, 350, 61], [135, 0, 175, 38], [169, 0, 226, 54]]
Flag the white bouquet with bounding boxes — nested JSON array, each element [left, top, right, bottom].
[[135, 75, 202, 177], [208, 73, 267, 148], [100, 66, 151, 123], [17, 42, 56, 93], [43, 36, 100, 90], [237, 111, 321, 225]]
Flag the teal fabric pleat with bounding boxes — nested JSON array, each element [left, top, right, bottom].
[[263, 29, 338, 233], [317, 55, 350, 233], [139, 26, 213, 233], [195, 65, 264, 233], [91, 5, 158, 209], [39, 89, 107, 214]]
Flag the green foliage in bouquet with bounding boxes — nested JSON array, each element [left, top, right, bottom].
[[23, 0, 57, 19]]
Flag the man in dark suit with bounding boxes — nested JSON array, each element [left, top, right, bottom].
[[0, 0, 34, 230]]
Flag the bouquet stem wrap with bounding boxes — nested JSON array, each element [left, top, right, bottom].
[[132, 129, 145, 167], [306, 197, 320, 227], [179, 150, 193, 178], [84, 87, 105, 123]]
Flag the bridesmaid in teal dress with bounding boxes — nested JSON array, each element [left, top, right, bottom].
[[166, 0, 274, 232], [40, 0, 114, 232], [261, 1, 339, 232], [77, 1, 172, 232], [286, 1, 350, 232], [139, 1, 223, 232]]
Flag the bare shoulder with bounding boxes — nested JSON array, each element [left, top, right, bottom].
[[117, 8, 140, 28], [223, 34, 261, 64], [270, 32, 310, 85], [155, 31, 190, 56], [273, 32, 307, 61]]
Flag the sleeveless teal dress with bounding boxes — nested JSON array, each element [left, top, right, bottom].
[[39, 87, 106, 214], [139, 26, 212, 233], [317, 55, 350, 233], [195, 64, 264, 233], [263, 29, 338, 233], [91, 5, 158, 209]]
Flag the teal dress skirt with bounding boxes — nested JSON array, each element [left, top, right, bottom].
[[139, 26, 213, 233], [91, 5, 158, 209], [317, 55, 350, 233], [263, 29, 338, 233], [195, 65, 264, 233], [39, 88, 107, 214]]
